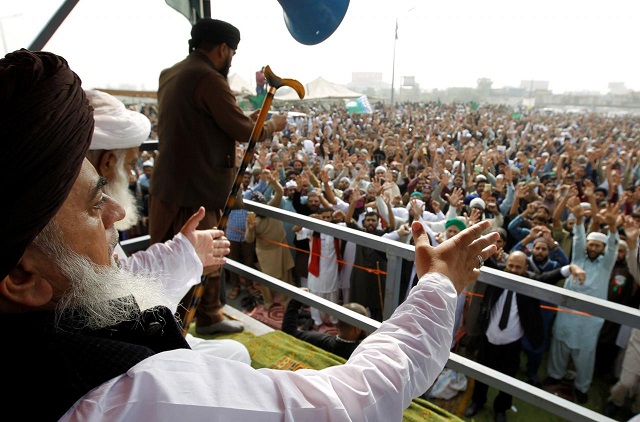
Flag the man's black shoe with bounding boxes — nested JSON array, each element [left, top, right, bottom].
[[494, 410, 507, 422], [574, 389, 588, 404], [526, 378, 542, 388], [604, 401, 619, 417], [464, 402, 481, 418]]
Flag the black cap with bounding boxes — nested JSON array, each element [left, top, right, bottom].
[[190, 18, 240, 51]]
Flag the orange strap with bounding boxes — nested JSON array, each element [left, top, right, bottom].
[[230, 225, 386, 275]]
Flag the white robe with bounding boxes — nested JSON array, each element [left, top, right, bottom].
[[61, 273, 457, 422], [297, 228, 339, 294]]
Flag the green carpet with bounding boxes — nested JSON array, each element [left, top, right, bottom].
[[194, 327, 462, 421]]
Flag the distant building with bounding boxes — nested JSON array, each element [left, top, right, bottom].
[[402, 76, 416, 87], [520, 80, 549, 92], [349, 72, 389, 91], [609, 82, 630, 95]]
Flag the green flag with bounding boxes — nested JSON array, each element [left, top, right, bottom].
[[512, 112, 522, 119], [346, 95, 373, 115], [470, 101, 479, 111], [165, 0, 202, 24]]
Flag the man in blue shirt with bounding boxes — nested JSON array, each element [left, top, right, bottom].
[[546, 198, 620, 404]]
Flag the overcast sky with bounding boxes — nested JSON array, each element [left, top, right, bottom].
[[1, 0, 638, 94]]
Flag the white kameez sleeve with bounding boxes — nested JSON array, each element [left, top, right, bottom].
[[118, 233, 203, 313], [63, 273, 456, 422]]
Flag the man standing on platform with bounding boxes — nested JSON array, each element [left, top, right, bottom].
[[150, 18, 287, 335]]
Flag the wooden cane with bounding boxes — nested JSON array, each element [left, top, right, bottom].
[[180, 66, 305, 336]]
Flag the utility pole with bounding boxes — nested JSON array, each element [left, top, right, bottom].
[[390, 18, 397, 106]]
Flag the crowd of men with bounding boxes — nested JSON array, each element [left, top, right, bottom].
[[122, 98, 640, 419]]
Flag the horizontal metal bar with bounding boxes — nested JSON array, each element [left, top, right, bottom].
[[122, 210, 640, 330], [119, 235, 150, 255], [244, 200, 416, 260], [478, 266, 640, 329], [140, 141, 159, 151], [447, 354, 613, 422]]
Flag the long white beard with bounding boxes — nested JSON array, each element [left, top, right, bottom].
[[105, 161, 140, 231], [54, 249, 172, 330], [32, 210, 172, 331]]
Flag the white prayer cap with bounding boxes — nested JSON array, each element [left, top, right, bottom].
[[619, 240, 629, 250], [285, 180, 297, 188], [586, 231, 608, 245], [579, 202, 591, 210], [142, 160, 154, 168], [375, 165, 387, 173], [470, 197, 486, 210], [86, 90, 151, 150]]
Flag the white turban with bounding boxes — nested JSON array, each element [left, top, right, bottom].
[[86, 90, 151, 150], [285, 180, 297, 188], [586, 231, 608, 245]]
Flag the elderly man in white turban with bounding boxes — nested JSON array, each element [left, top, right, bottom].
[[545, 197, 620, 403], [85, 90, 250, 363]]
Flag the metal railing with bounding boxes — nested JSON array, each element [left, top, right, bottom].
[[122, 199, 639, 421]]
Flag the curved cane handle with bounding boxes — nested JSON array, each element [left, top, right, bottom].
[[264, 65, 305, 99]]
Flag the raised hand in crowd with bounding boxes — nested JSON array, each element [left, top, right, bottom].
[[319, 168, 330, 185], [235, 143, 245, 167], [569, 264, 587, 285], [294, 173, 305, 191], [370, 177, 383, 196], [583, 179, 595, 197], [350, 186, 363, 205], [445, 187, 464, 208], [515, 182, 530, 199], [256, 146, 268, 169], [413, 219, 498, 293], [439, 170, 451, 188], [603, 202, 621, 232], [408, 198, 423, 219], [431, 199, 441, 215], [566, 196, 584, 221], [522, 201, 538, 219], [540, 225, 556, 246]]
